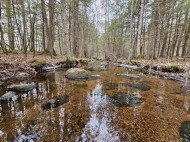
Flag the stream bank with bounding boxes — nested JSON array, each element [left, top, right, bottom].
[[0, 54, 190, 87], [0, 54, 95, 86]]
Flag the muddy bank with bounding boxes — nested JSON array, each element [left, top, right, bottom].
[[114, 57, 190, 84], [1, 54, 190, 87], [0, 54, 95, 86]]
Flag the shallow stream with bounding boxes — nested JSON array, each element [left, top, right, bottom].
[[0, 66, 190, 142]]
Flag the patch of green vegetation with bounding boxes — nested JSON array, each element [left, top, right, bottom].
[[30, 58, 46, 65], [7, 50, 18, 54], [136, 55, 143, 60]]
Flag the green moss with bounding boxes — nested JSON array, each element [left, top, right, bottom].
[[30, 58, 46, 65], [136, 55, 143, 60]]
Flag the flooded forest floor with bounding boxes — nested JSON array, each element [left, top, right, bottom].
[[0, 53, 190, 141]]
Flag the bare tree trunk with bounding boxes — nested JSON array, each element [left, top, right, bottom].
[[68, 1, 72, 57], [61, 0, 68, 55], [5, 0, 14, 51], [41, 0, 46, 52], [176, 11, 189, 56], [137, 0, 145, 56], [129, 0, 134, 59], [47, 0, 56, 56], [72, 0, 79, 58], [0, 2, 7, 54], [182, 22, 190, 56], [20, 0, 27, 57]]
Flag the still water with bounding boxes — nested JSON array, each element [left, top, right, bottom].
[[0, 66, 190, 142]]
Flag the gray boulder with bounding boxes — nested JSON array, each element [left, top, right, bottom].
[[7, 83, 36, 92], [87, 61, 108, 71], [0, 91, 17, 102], [128, 83, 151, 91], [65, 68, 89, 79], [117, 74, 141, 79]]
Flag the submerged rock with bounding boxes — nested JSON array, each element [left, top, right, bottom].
[[117, 74, 141, 79], [41, 95, 69, 110], [89, 74, 101, 80], [65, 68, 89, 79], [111, 93, 142, 107], [128, 83, 151, 91], [7, 83, 36, 92], [103, 82, 118, 90], [87, 61, 108, 71], [14, 124, 42, 142], [179, 121, 190, 142], [0, 91, 17, 102]]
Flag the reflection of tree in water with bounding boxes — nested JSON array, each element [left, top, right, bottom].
[[0, 100, 21, 141], [81, 82, 120, 141], [40, 71, 90, 141]]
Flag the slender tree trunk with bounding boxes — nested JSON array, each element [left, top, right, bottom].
[[129, 0, 134, 59], [72, 0, 79, 58], [137, 0, 145, 56], [5, 0, 14, 51], [182, 22, 190, 56], [47, 0, 56, 56], [20, 0, 27, 57], [0, 2, 7, 54], [61, 0, 67, 55], [41, 0, 46, 52]]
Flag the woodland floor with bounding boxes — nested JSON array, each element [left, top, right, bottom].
[[0, 53, 190, 86]]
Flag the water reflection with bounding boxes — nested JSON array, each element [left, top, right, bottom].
[[82, 82, 120, 141], [0, 67, 190, 141], [183, 97, 190, 112]]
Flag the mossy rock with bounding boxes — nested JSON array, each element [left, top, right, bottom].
[[7, 83, 36, 92], [136, 55, 143, 60], [88, 66, 107, 71], [30, 58, 47, 71], [30, 58, 46, 65], [88, 61, 108, 71], [57, 58, 78, 68], [65, 68, 89, 79]]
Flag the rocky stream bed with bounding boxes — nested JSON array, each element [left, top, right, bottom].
[[0, 55, 190, 141]]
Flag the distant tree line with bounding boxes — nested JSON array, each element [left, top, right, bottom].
[[0, 0, 190, 59], [103, 0, 190, 59]]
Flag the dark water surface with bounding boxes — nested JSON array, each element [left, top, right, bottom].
[[0, 66, 190, 142]]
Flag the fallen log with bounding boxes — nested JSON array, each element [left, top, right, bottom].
[[143, 69, 190, 83], [112, 63, 139, 70], [42, 66, 63, 72]]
